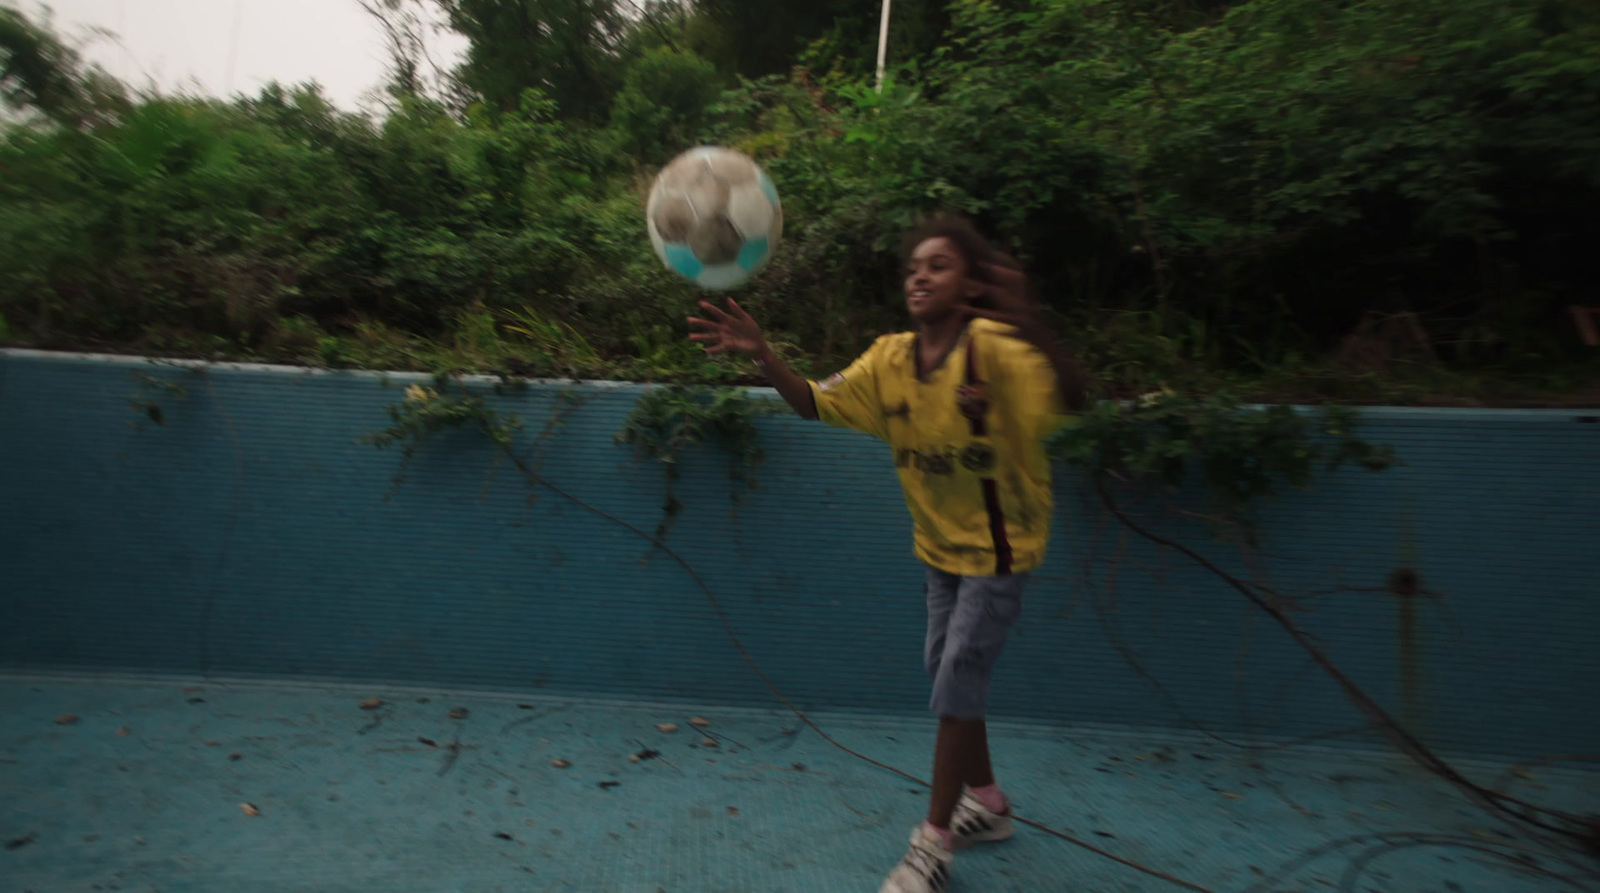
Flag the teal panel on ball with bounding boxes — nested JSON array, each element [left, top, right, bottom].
[[736, 237, 770, 271], [663, 243, 703, 279], [757, 172, 780, 208]]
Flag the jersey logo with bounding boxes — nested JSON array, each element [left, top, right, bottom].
[[895, 443, 997, 476], [960, 443, 996, 473], [895, 446, 956, 475]]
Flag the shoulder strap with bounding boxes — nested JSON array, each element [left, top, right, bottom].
[[965, 327, 1013, 573], [964, 331, 987, 437], [964, 333, 978, 385]]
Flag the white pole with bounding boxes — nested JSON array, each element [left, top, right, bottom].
[[876, 0, 892, 92]]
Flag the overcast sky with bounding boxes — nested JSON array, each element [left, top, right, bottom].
[[14, 0, 466, 111]]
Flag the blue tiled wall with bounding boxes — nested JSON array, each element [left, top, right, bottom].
[[2, 350, 1596, 758]]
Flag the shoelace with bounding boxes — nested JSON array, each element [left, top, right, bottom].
[[953, 807, 985, 835], [953, 796, 1000, 831], [903, 837, 948, 881]]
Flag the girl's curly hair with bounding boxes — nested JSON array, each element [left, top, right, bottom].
[[899, 212, 999, 284]]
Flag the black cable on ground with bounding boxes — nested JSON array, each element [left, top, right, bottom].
[[432, 379, 1596, 892], [1492, 755, 1600, 797], [1086, 557, 1373, 753], [466, 408, 1220, 893], [1095, 475, 1600, 881], [1241, 831, 1597, 893]]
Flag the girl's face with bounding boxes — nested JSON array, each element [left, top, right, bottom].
[[904, 237, 983, 324]]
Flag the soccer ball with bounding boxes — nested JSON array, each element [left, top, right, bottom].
[[646, 146, 782, 290]]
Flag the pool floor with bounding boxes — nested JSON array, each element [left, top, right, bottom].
[[2, 676, 1595, 893]]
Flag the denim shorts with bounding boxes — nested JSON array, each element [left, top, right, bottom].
[[924, 566, 1026, 719]]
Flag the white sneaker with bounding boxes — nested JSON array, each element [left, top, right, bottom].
[[878, 824, 954, 893], [949, 789, 1014, 849]]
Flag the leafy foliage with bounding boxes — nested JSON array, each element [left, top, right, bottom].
[[361, 375, 526, 497], [438, 0, 628, 120], [607, 47, 721, 163], [361, 374, 782, 542], [0, 7, 128, 127], [616, 385, 778, 479], [365, 378, 523, 451], [1053, 391, 1397, 536], [2, 1, 1597, 404], [615, 385, 782, 537], [686, 0, 956, 81]]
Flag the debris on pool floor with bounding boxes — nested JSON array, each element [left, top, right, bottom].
[[2, 677, 1595, 893]]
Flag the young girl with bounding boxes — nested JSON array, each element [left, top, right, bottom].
[[688, 215, 1087, 893]]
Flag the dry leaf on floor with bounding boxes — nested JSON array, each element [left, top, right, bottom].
[[550, 759, 571, 769], [701, 737, 718, 748], [116, 727, 131, 737], [689, 717, 710, 728], [54, 714, 78, 725], [229, 753, 243, 761], [726, 807, 739, 817], [629, 754, 641, 763], [656, 723, 677, 734], [240, 803, 261, 817], [205, 740, 220, 747], [417, 737, 437, 747], [447, 707, 469, 720], [359, 698, 384, 710], [1221, 792, 1244, 800]]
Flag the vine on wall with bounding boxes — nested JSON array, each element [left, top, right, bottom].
[[1052, 390, 1399, 540], [355, 374, 1600, 871], [126, 368, 191, 429], [360, 374, 526, 499], [362, 377, 1397, 550], [613, 386, 781, 540], [362, 376, 780, 541]]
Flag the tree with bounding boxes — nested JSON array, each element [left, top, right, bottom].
[[356, 0, 467, 112], [434, 0, 628, 120], [608, 46, 719, 162], [0, 7, 127, 127], [687, 0, 954, 81]]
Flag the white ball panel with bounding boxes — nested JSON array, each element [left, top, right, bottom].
[[724, 182, 775, 239], [696, 263, 753, 290]]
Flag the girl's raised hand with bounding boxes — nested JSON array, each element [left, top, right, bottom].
[[688, 298, 766, 357]]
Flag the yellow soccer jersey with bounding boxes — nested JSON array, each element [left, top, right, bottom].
[[807, 318, 1072, 576]]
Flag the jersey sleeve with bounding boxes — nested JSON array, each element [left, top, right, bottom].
[[989, 333, 1073, 443], [807, 337, 891, 440]]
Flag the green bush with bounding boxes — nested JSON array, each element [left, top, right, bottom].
[[2, 0, 1596, 403]]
